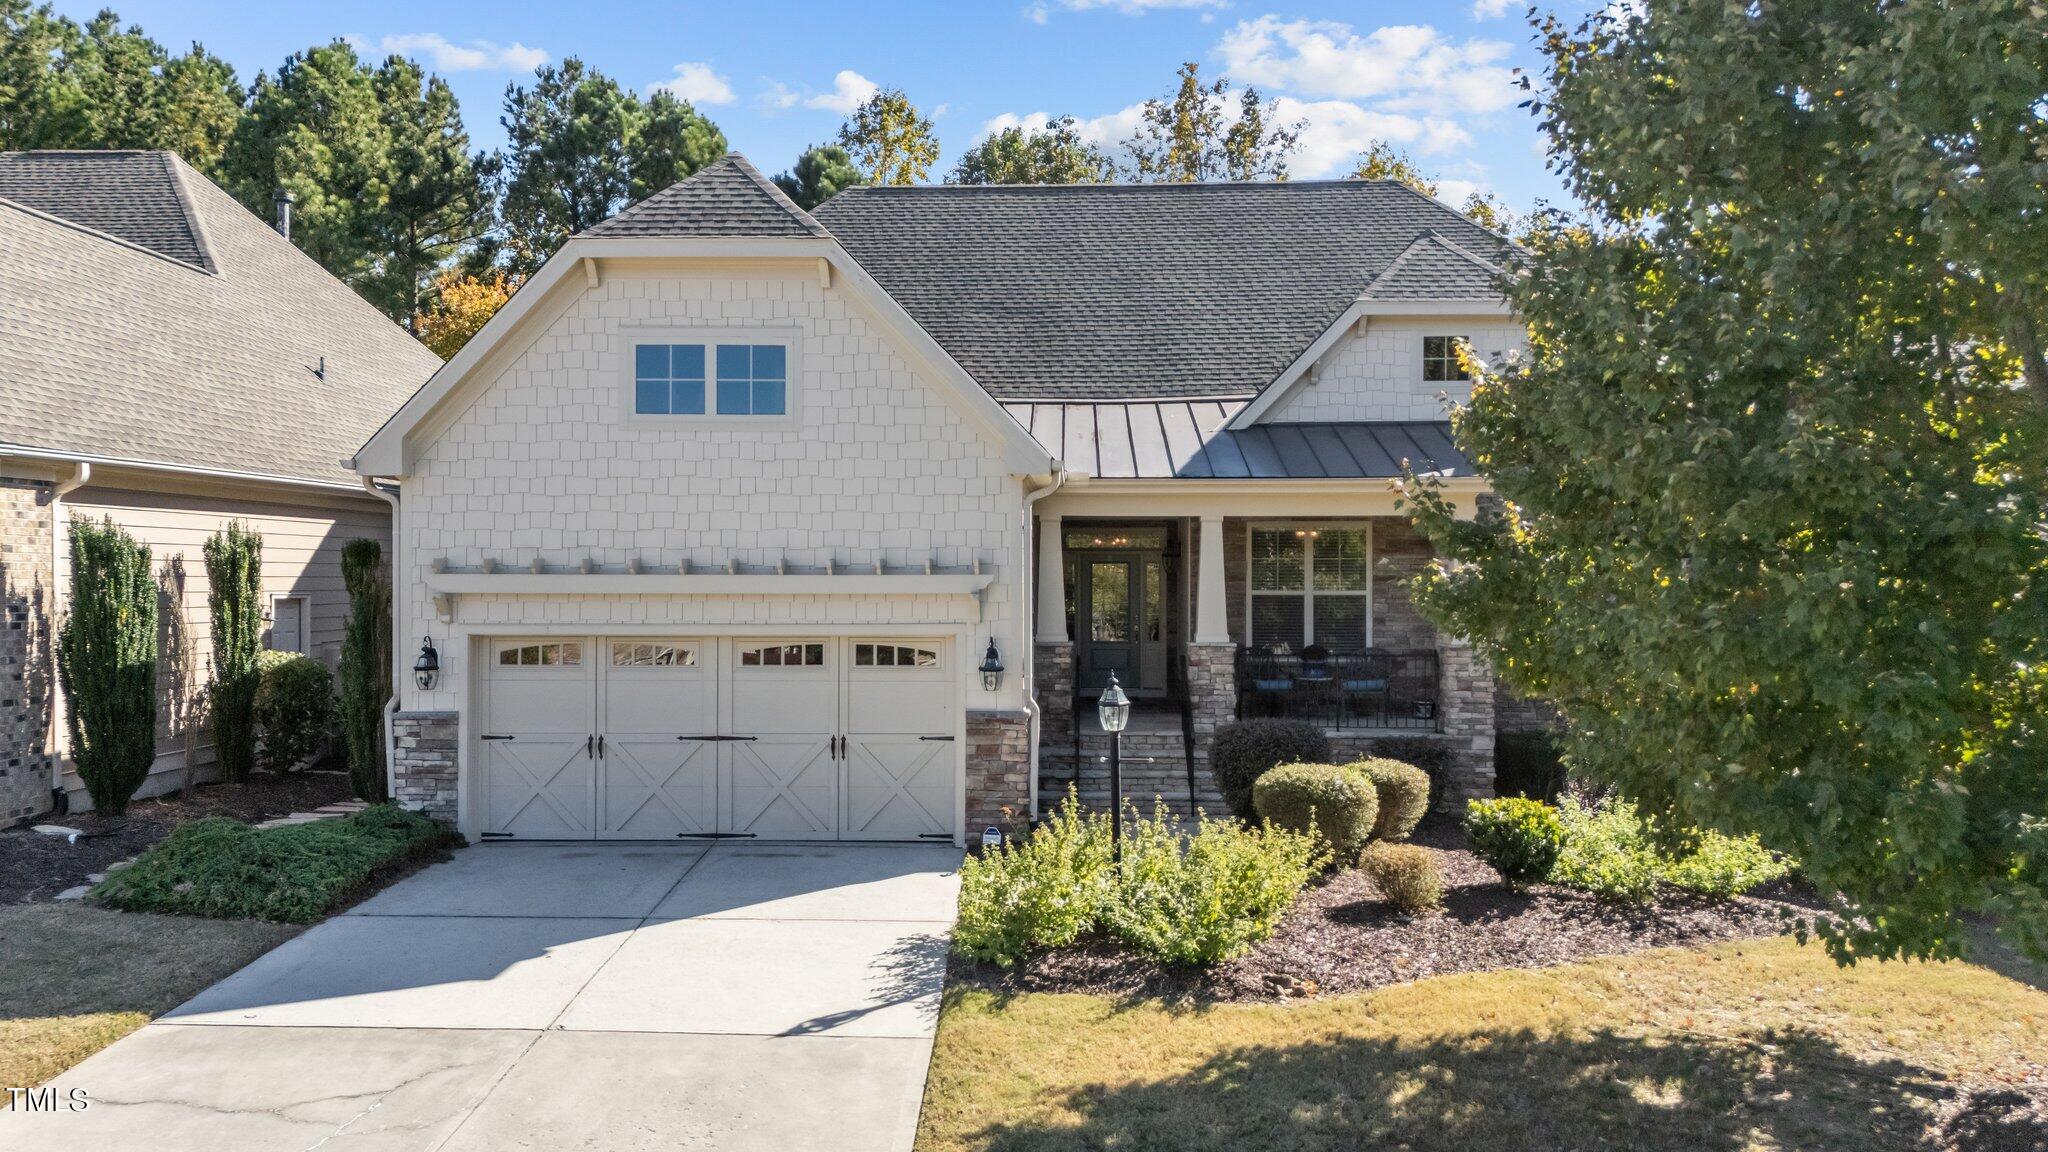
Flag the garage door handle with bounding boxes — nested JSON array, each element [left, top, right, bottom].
[[586, 735, 594, 758]]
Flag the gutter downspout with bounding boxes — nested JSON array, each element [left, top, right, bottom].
[[358, 475, 402, 798], [44, 462, 89, 806], [1020, 466, 1068, 822]]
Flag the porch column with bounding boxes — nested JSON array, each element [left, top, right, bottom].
[[1035, 512, 1067, 642], [1194, 514, 1230, 644]]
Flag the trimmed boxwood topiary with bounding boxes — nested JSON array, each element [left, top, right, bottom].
[[1253, 762, 1378, 862], [1464, 796, 1566, 887], [1210, 719, 1331, 819], [1349, 757, 1432, 842], [254, 650, 337, 773], [1359, 841, 1444, 914]]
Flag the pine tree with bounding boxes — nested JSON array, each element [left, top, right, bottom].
[[499, 57, 638, 273], [772, 144, 863, 210], [629, 89, 727, 201], [57, 517, 157, 815], [365, 55, 497, 326]]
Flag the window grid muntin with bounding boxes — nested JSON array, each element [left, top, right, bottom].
[[1422, 335, 1470, 383], [738, 642, 825, 668], [1246, 525, 1373, 652], [633, 343, 708, 415], [853, 643, 939, 668], [714, 343, 787, 416], [497, 641, 584, 667], [610, 642, 696, 667]]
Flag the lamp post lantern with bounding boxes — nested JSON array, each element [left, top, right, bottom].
[[1097, 671, 1131, 867]]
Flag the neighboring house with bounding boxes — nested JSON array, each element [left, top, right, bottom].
[[0, 150, 442, 821], [355, 154, 1545, 847]]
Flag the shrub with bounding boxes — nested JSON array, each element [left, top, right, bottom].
[[1253, 762, 1378, 862], [1349, 757, 1431, 842], [953, 795, 1113, 967], [56, 517, 157, 815], [1552, 797, 1663, 903], [1210, 719, 1330, 819], [1369, 737, 1454, 795], [254, 651, 336, 773], [1105, 804, 1323, 964], [89, 805, 456, 922], [1662, 829, 1792, 898], [1496, 730, 1568, 802], [1359, 842, 1444, 914], [338, 538, 391, 802], [203, 521, 263, 784], [1464, 797, 1565, 887]]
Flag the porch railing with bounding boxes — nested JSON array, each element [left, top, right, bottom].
[[1234, 648, 1442, 732]]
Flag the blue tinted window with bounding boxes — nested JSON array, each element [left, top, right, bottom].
[[634, 343, 707, 415], [714, 343, 788, 415]]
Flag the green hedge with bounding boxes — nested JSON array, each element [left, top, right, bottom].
[[1349, 758, 1432, 842], [1253, 762, 1378, 862], [254, 651, 336, 773], [57, 516, 157, 815], [1210, 719, 1330, 819], [89, 806, 457, 923]]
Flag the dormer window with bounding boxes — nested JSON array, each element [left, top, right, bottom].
[[1423, 335, 1470, 382], [630, 334, 794, 419]]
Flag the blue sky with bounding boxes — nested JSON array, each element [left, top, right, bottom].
[[69, 0, 1582, 212]]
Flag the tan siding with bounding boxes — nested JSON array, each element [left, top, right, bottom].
[[55, 483, 389, 808]]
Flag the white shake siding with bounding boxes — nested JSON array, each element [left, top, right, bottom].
[[1267, 318, 1528, 423]]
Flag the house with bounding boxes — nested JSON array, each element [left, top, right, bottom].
[[354, 154, 1547, 847], [0, 150, 442, 821]]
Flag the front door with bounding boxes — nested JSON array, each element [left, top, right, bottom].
[[1077, 556, 1139, 695]]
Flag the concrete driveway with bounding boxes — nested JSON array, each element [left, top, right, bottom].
[[2, 842, 963, 1151]]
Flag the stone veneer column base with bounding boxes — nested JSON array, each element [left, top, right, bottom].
[[391, 710, 460, 825], [1033, 641, 1074, 750], [1183, 642, 1238, 776], [1, 476, 56, 827], [1436, 643, 1498, 803], [966, 709, 1031, 842]]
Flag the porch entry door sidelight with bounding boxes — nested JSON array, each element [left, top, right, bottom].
[[1075, 554, 1167, 696]]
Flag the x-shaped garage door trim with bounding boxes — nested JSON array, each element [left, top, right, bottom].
[[604, 740, 713, 835], [490, 740, 590, 833], [844, 739, 947, 836], [728, 740, 834, 835]]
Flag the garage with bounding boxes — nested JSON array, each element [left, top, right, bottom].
[[478, 636, 958, 842]]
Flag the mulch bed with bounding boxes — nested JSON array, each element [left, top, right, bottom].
[[0, 770, 355, 904], [953, 814, 1818, 1004]]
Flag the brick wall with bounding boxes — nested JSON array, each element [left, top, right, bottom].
[[1, 476, 54, 825], [966, 709, 1030, 839], [391, 710, 459, 825]]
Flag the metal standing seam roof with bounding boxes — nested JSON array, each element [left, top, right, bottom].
[[1002, 401, 1473, 479], [0, 150, 443, 487]]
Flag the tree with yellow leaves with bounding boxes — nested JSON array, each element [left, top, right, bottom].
[[413, 270, 517, 360]]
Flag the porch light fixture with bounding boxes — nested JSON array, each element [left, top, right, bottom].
[[1099, 672, 1132, 869], [413, 637, 440, 691], [1096, 672, 1131, 734], [979, 639, 1005, 693]]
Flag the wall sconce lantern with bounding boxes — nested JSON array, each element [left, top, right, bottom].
[[413, 636, 440, 691], [979, 639, 1005, 692]]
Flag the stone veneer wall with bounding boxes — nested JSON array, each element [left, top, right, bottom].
[[1436, 642, 1498, 801], [1496, 684, 1561, 733], [391, 711, 459, 824], [966, 709, 1030, 839], [1033, 641, 1074, 750], [1, 477, 54, 825], [1184, 642, 1237, 773]]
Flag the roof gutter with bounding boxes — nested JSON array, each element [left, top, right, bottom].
[[1020, 465, 1068, 824], [0, 444, 373, 494]]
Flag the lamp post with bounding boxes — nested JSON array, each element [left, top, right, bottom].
[[1097, 671, 1131, 867]]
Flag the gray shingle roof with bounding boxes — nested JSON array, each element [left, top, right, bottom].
[[1362, 230, 1504, 300], [583, 153, 828, 240], [0, 151, 213, 271], [1004, 400, 1472, 479], [815, 180, 1514, 402], [0, 151, 442, 486]]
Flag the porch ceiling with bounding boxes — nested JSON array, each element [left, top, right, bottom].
[[1003, 401, 1473, 480]]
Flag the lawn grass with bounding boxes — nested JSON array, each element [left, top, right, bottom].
[[89, 804, 457, 923], [919, 935, 2048, 1151], [0, 903, 298, 1088]]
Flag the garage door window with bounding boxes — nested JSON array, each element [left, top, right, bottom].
[[498, 641, 583, 666], [738, 642, 825, 667], [611, 642, 696, 667], [853, 643, 939, 668]]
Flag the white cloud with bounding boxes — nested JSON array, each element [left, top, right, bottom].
[[1217, 16, 1519, 114], [804, 70, 881, 114], [1437, 178, 1483, 204], [1271, 97, 1473, 178], [353, 33, 548, 72], [979, 105, 1148, 149], [758, 81, 801, 110], [1469, 0, 1515, 18], [650, 62, 734, 105]]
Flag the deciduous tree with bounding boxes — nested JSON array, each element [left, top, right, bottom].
[[836, 87, 938, 186], [414, 269, 517, 359], [1407, 0, 2048, 962], [1123, 62, 1298, 183], [1350, 141, 1437, 196], [952, 116, 1115, 185]]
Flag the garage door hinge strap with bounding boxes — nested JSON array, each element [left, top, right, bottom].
[[481, 734, 514, 741], [678, 735, 757, 741], [919, 735, 956, 742]]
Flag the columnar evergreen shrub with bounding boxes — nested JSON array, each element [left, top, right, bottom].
[[338, 538, 391, 801], [1253, 762, 1378, 862], [57, 517, 158, 814], [1349, 758, 1432, 842], [1210, 718, 1330, 819], [203, 521, 263, 783], [254, 650, 336, 773]]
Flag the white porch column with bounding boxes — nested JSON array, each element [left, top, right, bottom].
[[1035, 512, 1068, 642], [1194, 514, 1230, 645]]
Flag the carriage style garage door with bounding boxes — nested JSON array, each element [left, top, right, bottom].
[[479, 636, 957, 842]]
